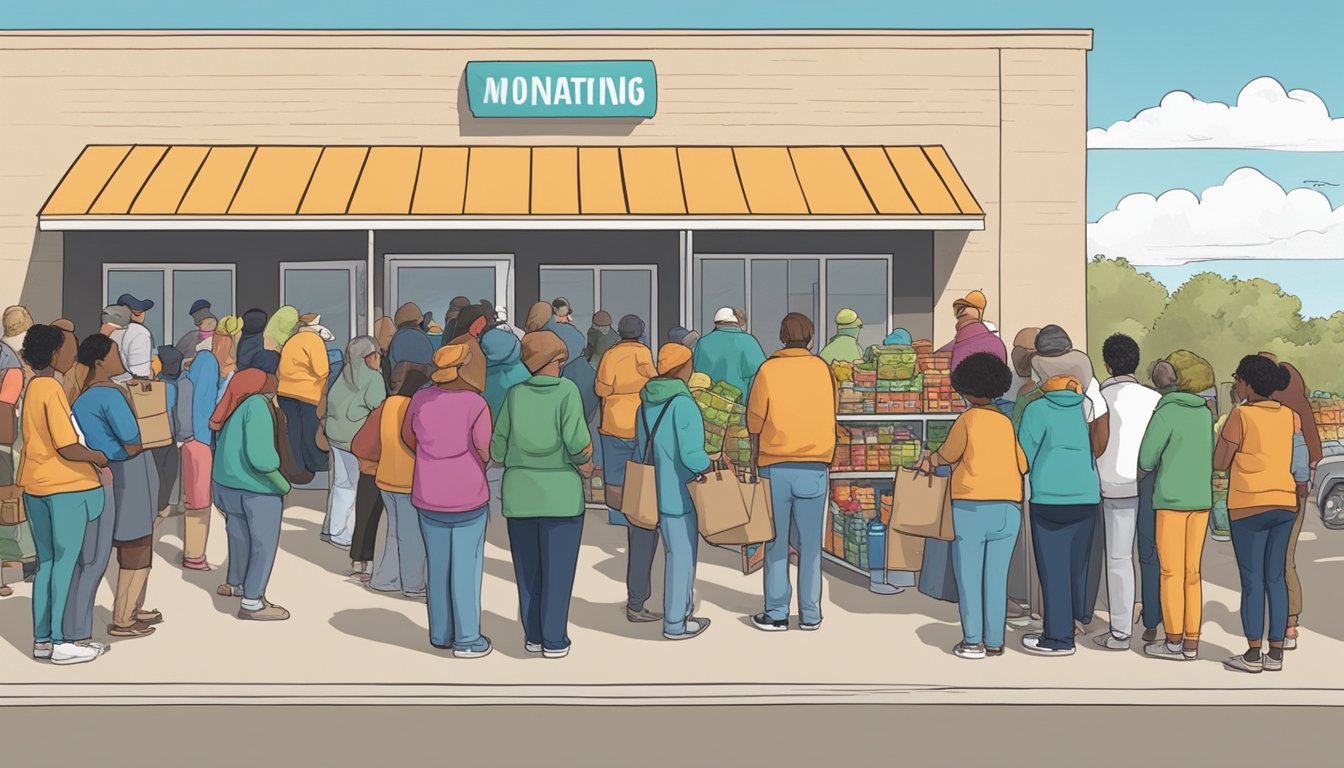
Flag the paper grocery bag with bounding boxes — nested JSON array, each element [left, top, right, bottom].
[[621, 459, 659, 530], [891, 467, 954, 541], [125, 380, 173, 450], [885, 528, 926, 571], [689, 464, 751, 538], [705, 475, 774, 546]]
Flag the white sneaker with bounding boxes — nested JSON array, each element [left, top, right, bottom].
[[1144, 641, 1189, 661], [33, 642, 53, 659], [954, 642, 987, 660], [76, 641, 110, 657], [543, 645, 570, 659], [50, 642, 99, 666], [1020, 634, 1075, 657], [525, 642, 543, 654]]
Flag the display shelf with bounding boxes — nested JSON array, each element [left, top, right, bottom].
[[822, 549, 867, 576], [837, 413, 958, 423]]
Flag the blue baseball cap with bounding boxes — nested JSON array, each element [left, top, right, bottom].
[[117, 293, 154, 313]]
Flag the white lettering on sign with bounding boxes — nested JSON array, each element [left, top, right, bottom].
[[479, 74, 651, 108]]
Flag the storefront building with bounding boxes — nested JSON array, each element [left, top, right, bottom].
[[1, 29, 1089, 355]]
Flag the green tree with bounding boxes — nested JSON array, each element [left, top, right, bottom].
[[1086, 256, 1167, 372]]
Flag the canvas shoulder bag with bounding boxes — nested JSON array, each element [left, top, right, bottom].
[[621, 399, 676, 530]]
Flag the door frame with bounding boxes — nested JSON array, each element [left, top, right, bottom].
[[539, 263, 659, 357], [383, 254, 515, 323], [278, 259, 365, 344]]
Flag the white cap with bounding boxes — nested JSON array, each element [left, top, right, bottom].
[[713, 307, 737, 324]]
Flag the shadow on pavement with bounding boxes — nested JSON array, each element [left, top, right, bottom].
[[329, 606, 532, 660]]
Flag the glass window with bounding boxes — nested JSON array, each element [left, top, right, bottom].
[[600, 269, 654, 346], [171, 269, 233, 347], [826, 259, 889, 350], [749, 259, 819, 354], [396, 266, 496, 328], [538, 269, 595, 328], [106, 269, 166, 343], [695, 258, 745, 339], [284, 268, 351, 348]]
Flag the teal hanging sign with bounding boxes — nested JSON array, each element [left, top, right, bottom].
[[465, 60, 657, 119]]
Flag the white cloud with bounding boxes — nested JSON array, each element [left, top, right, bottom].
[[1087, 168, 1344, 266], [1088, 77, 1344, 151]]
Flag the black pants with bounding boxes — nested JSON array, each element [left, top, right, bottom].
[[151, 445, 180, 511], [508, 516, 585, 652], [1031, 503, 1097, 650], [278, 396, 329, 473], [627, 524, 660, 611], [349, 474, 385, 563]]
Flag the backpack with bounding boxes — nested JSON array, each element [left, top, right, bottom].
[[269, 398, 314, 487]]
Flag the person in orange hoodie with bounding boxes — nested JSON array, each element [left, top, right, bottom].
[[277, 315, 330, 475], [747, 313, 838, 633], [594, 315, 660, 621]]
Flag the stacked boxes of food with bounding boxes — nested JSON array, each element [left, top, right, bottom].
[[920, 351, 966, 413], [833, 425, 921, 472], [832, 343, 924, 414], [828, 482, 879, 565], [693, 381, 753, 466], [925, 420, 953, 453], [1311, 392, 1343, 443]]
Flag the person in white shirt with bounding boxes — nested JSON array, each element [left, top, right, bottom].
[[110, 293, 155, 381], [1092, 334, 1161, 650]]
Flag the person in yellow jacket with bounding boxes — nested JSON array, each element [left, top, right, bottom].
[[747, 313, 838, 633], [593, 315, 663, 623], [277, 317, 331, 476]]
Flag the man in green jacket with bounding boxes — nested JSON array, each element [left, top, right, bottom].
[[819, 309, 865, 364], [489, 331, 593, 658], [1136, 352, 1215, 662], [692, 307, 767, 398]]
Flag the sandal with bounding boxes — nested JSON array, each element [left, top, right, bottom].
[[0, 585, 12, 598], [182, 556, 210, 572], [107, 621, 156, 638]]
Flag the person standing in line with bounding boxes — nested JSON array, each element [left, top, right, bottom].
[[1091, 334, 1162, 651], [323, 336, 385, 555], [481, 326, 531, 520], [1261, 357, 1320, 651], [922, 353, 1027, 659], [389, 302, 435, 372], [153, 346, 185, 522], [586, 310, 619, 365], [174, 299, 216, 364], [208, 352, 291, 620], [20, 325, 109, 664], [1218, 356, 1310, 674], [596, 314, 662, 606], [67, 334, 162, 641], [594, 314, 658, 534], [692, 307, 767, 398], [441, 296, 471, 348], [352, 363, 428, 587], [634, 342, 713, 640], [1018, 375, 1101, 657], [545, 298, 599, 424], [262, 306, 299, 353], [402, 344, 493, 657], [444, 302, 493, 395], [234, 308, 269, 371], [374, 316, 396, 388], [110, 294, 156, 381], [490, 331, 593, 658], [937, 291, 1007, 371], [171, 336, 220, 570], [212, 316, 238, 396], [277, 309, 331, 479], [747, 313, 838, 633], [819, 308, 865, 365], [1137, 353, 1214, 661]]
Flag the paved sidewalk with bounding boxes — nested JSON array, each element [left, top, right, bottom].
[[2, 491, 1343, 705]]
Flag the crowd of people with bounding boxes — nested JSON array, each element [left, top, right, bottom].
[[0, 287, 1319, 673]]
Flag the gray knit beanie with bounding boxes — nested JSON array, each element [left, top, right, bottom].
[[1034, 324, 1073, 358], [618, 314, 645, 340]]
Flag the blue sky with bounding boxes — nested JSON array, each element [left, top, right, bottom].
[[7, 1, 1344, 313]]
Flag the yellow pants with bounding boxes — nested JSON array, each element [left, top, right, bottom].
[[1155, 509, 1208, 641]]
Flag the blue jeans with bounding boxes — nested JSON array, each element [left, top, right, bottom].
[[278, 396, 329, 473], [951, 500, 1022, 648], [1230, 508, 1296, 642], [26, 488, 104, 644], [373, 491, 428, 596], [1135, 473, 1162, 631], [64, 473, 115, 642], [507, 515, 585, 651], [418, 505, 488, 650], [762, 463, 828, 626], [659, 511, 699, 635], [601, 434, 636, 526], [1030, 503, 1097, 650], [215, 483, 283, 602]]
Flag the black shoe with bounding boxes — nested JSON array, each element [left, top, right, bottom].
[[751, 613, 788, 632]]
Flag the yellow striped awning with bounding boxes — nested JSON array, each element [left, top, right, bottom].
[[39, 144, 983, 228]]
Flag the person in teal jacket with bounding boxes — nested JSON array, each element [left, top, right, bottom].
[[692, 307, 767, 398], [481, 326, 531, 519], [1017, 375, 1101, 656], [209, 352, 291, 622], [633, 343, 712, 640]]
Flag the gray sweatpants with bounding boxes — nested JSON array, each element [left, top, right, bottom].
[[1102, 497, 1139, 638]]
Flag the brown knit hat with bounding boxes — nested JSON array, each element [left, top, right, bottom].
[[520, 330, 568, 373], [3, 306, 33, 337]]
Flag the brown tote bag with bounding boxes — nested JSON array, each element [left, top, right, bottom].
[[689, 458, 752, 538], [890, 466, 955, 542], [704, 472, 774, 546], [621, 401, 676, 531]]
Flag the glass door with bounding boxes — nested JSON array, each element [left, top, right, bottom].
[[384, 256, 514, 330], [539, 264, 658, 357], [104, 264, 236, 348], [279, 260, 367, 348]]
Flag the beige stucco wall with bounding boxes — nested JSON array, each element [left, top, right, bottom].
[[0, 30, 1090, 344]]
